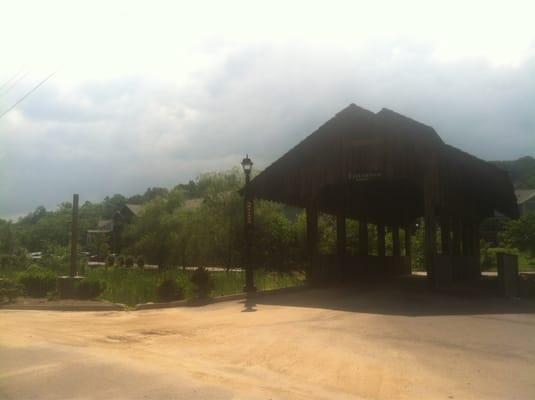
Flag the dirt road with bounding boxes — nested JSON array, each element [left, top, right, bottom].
[[1, 286, 535, 399]]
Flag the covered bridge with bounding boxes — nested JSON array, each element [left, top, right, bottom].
[[247, 104, 518, 286]]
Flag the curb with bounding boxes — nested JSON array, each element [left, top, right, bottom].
[[134, 285, 307, 310], [0, 286, 307, 312], [0, 302, 126, 312]]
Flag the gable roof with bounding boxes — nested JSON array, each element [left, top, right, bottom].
[[124, 204, 144, 216], [248, 103, 519, 221], [516, 189, 535, 204]]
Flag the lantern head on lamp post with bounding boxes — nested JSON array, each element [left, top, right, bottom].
[[242, 154, 256, 293], [241, 154, 253, 179]]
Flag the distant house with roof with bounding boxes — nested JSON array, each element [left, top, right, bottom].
[[516, 189, 535, 216], [87, 199, 203, 254]]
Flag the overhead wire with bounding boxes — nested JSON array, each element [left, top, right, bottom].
[[0, 71, 56, 120], [0, 70, 30, 96], [0, 69, 25, 92]]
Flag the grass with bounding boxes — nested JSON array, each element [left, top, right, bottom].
[[482, 247, 535, 272], [84, 267, 304, 306], [0, 261, 305, 306]]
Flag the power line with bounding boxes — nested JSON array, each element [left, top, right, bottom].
[[0, 69, 24, 92], [0, 71, 56, 120], [0, 70, 30, 96]]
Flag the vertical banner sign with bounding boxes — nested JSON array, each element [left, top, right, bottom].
[[246, 199, 254, 225]]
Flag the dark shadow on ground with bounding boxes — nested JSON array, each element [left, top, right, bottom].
[[253, 275, 535, 317]]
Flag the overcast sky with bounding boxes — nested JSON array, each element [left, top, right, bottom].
[[1, 0, 534, 219]]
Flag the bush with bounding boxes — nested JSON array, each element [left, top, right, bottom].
[[190, 267, 214, 299], [125, 255, 135, 268], [0, 252, 30, 272], [75, 279, 106, 300], [503, 212, 535, 256], [116, 255, 125, 267], [105, 254, 115, 268], [0, 255, 17, 270], [0, 278, 23, 302], [156, 278, 184, 302], [17, 265, 56, 297], [136, 256, 145, 269]]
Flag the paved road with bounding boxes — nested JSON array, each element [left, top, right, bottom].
[[1, 284, 535, 399]]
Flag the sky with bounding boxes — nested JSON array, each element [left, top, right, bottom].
[[1, 0, 534, 219]]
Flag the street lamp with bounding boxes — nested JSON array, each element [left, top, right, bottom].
[[241, 154, 253, 178], [241, 154, 256, 293]]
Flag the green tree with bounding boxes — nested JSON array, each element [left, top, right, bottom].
[[124, 188, 185, 268], [503, 213, 535, 256]]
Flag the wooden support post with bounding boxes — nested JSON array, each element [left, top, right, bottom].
[[473, 222, 481, 277], [359, 219, 368, 256], [392, 224, 400, 256], [440, 217, 450, 255], [377, 223, 386, 257], [451, 218, 461, 256], [70, 194, 79, 277], [424, 155, 438, 282], [306, 206, 319, 283], [336, 215, 346, 279], [462, 222, 473, 256], [404, 224, 412, 258]]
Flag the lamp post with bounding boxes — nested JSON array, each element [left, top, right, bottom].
[[241, 154, 256, 293]]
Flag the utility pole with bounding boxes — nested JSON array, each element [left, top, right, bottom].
[[70, 194, 79, 277]]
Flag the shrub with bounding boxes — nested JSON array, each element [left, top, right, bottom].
[[503, 212, 535, 256], [79, 255, 88, 275], [125, 255, 135, 268], [136, 256, 145, 269], [0, 252, 30, 272], [116, 255, 125, 268], [156, 278, 184, 302], [75, 279, 106, 300], [190, 267, 214, 299], [105, 254, 115, 268], [0, 255, 16, 270], [17, 265, 56, 297], [0, 278, 23, 302], [47, 290, 59, 301]]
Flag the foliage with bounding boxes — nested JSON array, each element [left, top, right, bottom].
[[492, 156, 535, 189], [0, 220, 18, 254], [190, 267, 214, 299], [156, 278, 184, 302], [75, 279, 106, 300], [52, 267, 302, 306], [125, 255, 135, 268], [87, 234, 110, 258], [503, 212, 535, 256], [253, 202, 303, 270], [100, 194, 126, 219], [116, 255, 125, 267], [105, 254, 115, 268], [136, 256, 145, 268], [0, 278, 23, 302], [0, 249, 30, 273], [480, 239, 493, 270], [35, 244, 69, 275], [123, 187, 185, 268], [127, 187, 169, 204], [17, 265, 56, 297]]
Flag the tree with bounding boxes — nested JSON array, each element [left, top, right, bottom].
[[101, 194, 127, 219], [124, 189, 185, 268], [0, 220, 17, 254], [503, 213, 535, 256]]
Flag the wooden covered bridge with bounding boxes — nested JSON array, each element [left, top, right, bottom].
[[246, 104, 518, 286]]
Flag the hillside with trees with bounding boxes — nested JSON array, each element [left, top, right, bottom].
[[492, 155, 535, 189]]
